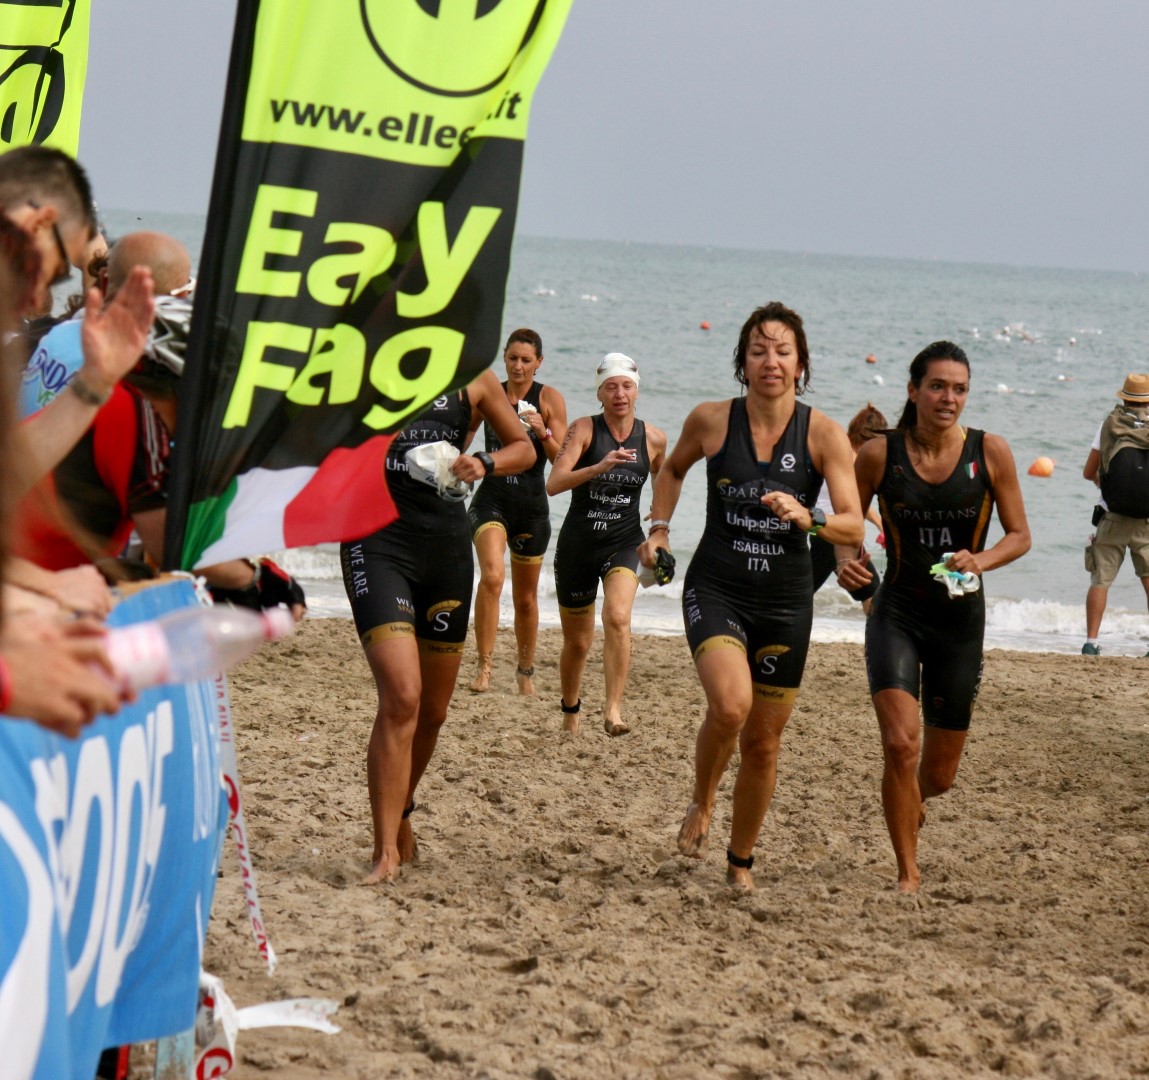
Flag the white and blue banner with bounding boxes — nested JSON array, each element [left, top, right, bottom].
[[0, 578, 230, 1080]]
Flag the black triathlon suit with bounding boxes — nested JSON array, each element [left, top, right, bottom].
[[554, 414, 649, 611], [865, 428, 994, 731], [340, 391, 474, 653], [468, 380, 551, 563], [683, 399, 823, 702]]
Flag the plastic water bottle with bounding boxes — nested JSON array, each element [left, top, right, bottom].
[[104, 605, 294, 692]]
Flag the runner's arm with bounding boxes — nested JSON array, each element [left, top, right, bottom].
[[811, 414, 864, 547], [836, 437, 885, 590], [537, 385, 569, 464], [545, 416, 611, 495], [453, 369, 533, 482], [637, 407, 708, 567], [947, 433, 1031, 576]]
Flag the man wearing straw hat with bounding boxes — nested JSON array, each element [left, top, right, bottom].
[[1080, 373, 1149, 656]]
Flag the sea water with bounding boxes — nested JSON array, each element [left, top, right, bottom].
[[110, 211, 1149, 655]]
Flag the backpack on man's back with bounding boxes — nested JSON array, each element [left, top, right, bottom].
[[1100, 405, 1149, 518]]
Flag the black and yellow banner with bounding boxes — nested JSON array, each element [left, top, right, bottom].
[[0, 0, 91, 154], [167, 0, 571, 569]]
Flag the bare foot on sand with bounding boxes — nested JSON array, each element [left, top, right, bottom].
[[676, 802, 711, 857], [469, 654, 493, 693], [362, 853, 401, 884], [896, 867, 921, 894], [918, 801, 927, 830], [516, 666, 537, 696], [726, 864, 755, 891], [603, 709, 630, 737]]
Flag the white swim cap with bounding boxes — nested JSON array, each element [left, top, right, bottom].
[[595, 352, 640, 388]]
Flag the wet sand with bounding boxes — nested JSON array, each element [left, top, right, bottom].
[[203, 620, 1149, 1078]]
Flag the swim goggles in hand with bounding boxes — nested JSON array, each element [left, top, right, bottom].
[[929, 554, 980, 598]]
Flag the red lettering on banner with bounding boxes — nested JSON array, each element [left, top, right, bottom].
[[198, 1046, 234, 1079]]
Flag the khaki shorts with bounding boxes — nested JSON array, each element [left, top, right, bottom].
[[1086, 512, 1149, 587]]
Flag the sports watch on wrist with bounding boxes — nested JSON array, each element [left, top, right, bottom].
[[806, 507, 827, 535], [474, 450, 496, 476]]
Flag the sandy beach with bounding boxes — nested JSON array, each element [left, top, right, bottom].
[[202, 619, 1149, 1078]]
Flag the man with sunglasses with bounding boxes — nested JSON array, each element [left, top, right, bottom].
[[0, 145, 98, 311]]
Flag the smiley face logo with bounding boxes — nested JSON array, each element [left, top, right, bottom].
[[360, 0, 548, 97]]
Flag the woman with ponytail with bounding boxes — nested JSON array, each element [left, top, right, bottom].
[[838, 341, 1030, 892]]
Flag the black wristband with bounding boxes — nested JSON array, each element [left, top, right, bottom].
[[475, 450, 495, 476]]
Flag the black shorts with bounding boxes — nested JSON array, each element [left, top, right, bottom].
[[553, 536, 641, 611], [864, 588, 984, 731], [810, 536, 880, 601], [682, 569, 813, 704], [340, 520, 473, 653], [468, 485, 551, 563]]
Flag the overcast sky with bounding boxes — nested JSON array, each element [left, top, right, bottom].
[[80, 1, 1148, 273]]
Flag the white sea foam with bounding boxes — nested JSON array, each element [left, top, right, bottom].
[[286, 545, 1147, 657]]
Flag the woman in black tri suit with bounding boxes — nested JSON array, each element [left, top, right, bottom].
[[547, 353, 666, 737], [341, 369, 534, 883], [838, 341, 1030, 893], [638, 303, 863, 889], [466, 329, 568, 696]]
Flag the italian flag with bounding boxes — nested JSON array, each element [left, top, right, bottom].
[[184, 435, 397, 568]]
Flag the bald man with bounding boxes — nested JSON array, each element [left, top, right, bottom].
[[20, 231, 191, 416]]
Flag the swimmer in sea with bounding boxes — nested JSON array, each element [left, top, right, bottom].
[[466, 329, 568, 696], [547, 352, 666, 736], [638, 302, 863, 889], [838, 341, 1030, 893]]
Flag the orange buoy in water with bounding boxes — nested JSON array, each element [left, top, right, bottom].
[[865, 353, 878, 364], [1028, 456, 1055, 477], [699, 321, 711, 331]]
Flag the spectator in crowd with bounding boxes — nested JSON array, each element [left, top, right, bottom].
[[1080, 374, 1149, 656], [0, 207, 125, 735]]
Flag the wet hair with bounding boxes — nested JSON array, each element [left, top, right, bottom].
[[504, 327, 542, 358], [896, 341, 970, 430], [846, 402, 888, 447], [0, 146, 96, 238], [732, 301, 810, 394]]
